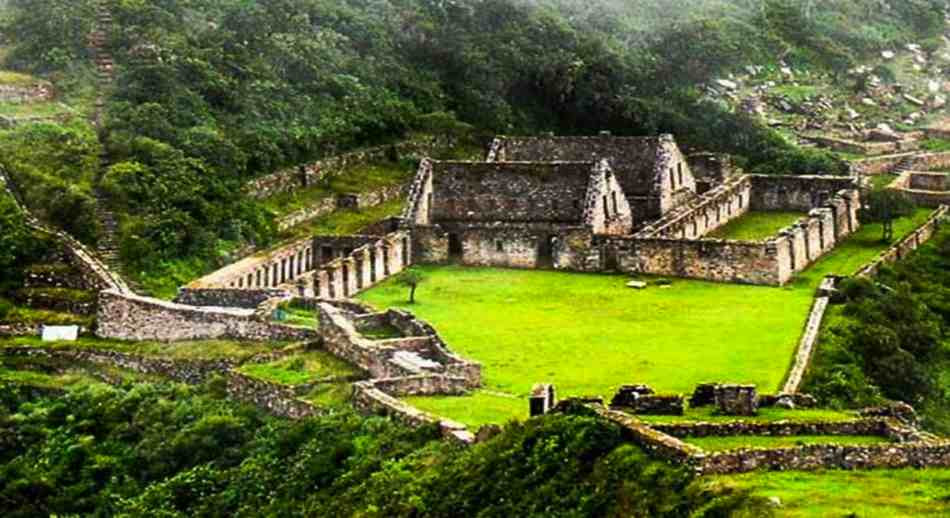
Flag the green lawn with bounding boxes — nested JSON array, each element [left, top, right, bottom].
[[719, 469, 950, 517], [237, 350, 361, 385], [636, 406, 856, 425], [361, 267, 817, 426], [707, 211, 805, 241], [685, 434, 888, 452], [358, 209, 940, 427]]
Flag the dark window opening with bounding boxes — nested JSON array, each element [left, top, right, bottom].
[[496, 240, 504, 253], [602, 195, 609, 219]]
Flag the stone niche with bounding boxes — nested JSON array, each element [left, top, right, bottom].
[[714, 384, 758, 416], [530, 383, 557, 416]]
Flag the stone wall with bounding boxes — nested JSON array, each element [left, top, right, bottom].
[[308, 231, 411, 299], [487, 135, 696, 222], [782, 276, 835, 394], [429, 161, 592, 223], [851, 153, 916, 176], [608, 236, 788, 285], [699, 441, 950, 475], [584, 160, 634, 234], [855, 206, 948, 278], [2, 346, 332, 419], [182, 231, 408, 303], [0, 83, 54, 103], [749, 175, 857, 212], [352, 378, 474, 443], [805, 135, 920, 156], [888, 172, 950, 207], [652, 418, 910, 440], [907, 151, 950, 171], [608, 176, 860, 286], [225, 371, 322, 419], [97, 290, 317, 342], [2, 346, 235, 384], [244, 137, 453, 199], [175, 288, 290, 309], [275, 184, 405, 231], [635, 176, 752, 239], [317, 302, 481, 386], [184, 236, 317, 292]]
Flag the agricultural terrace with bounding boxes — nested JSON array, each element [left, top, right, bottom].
[[707, 211, 806, 241], [359, 209, 935, 427]]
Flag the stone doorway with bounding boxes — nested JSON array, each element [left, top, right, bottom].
[[537, 235, 556, 268], [448, 233, 463, 260]]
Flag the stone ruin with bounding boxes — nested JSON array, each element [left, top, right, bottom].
[[609, 384, 685, 416], [401, 133, 862, 286], [714, 384, 759, 416], [530, 383, 558, 416]]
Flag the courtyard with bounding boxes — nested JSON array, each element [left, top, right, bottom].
[[358, 209, 935, 426]]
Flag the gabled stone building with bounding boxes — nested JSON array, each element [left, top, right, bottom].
[[403, 158, 632, 270], [487, 134, 696, 224]]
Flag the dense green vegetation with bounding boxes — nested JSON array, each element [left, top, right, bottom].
[[804, 225, 950, 434], [707, 211, 806, 241], [0, 382, 769, 516]]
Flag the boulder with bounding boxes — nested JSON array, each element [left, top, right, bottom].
[[882, 50, 896, 60], [933, 95, 947, 110], [868, 123, 901, 142], [716, 79, 738, 90], [861, 98, 878, 107], [626, 281, 647, 290]]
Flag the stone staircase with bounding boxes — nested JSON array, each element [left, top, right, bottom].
[[892, 155, 918, 175], [88, 0, 124, 275]]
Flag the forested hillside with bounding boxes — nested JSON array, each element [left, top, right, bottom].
[[1, 0, 947, 285]]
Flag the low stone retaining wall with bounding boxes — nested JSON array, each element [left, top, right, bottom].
[[699, 441, 950, 475], [97, 290, 316, 342], [781, 276, 835, 394], [805, 135, 920, 156], [888, 172, 950, 207], [175, 288, 290, 309], [851, 153, 917, 176], [855, 206, 948, 278], [225, 371, 322, 419], [0, 345, 338, 419], [244, 137, 453, 199], [0, 324, 40, 337], [0, 83, 54, 103], [651, 418, 914, 442], [276, 184, 405, 231], [1, 346, 235, 384], [352, 377, 475, 443]]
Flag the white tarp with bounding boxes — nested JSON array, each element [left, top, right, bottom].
[[41, 325, 79, 342]]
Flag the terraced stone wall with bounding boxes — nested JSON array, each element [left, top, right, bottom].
[[97, 290, 317, 342]]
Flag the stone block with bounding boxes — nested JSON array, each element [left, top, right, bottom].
[[715, 384, 758, 416]]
